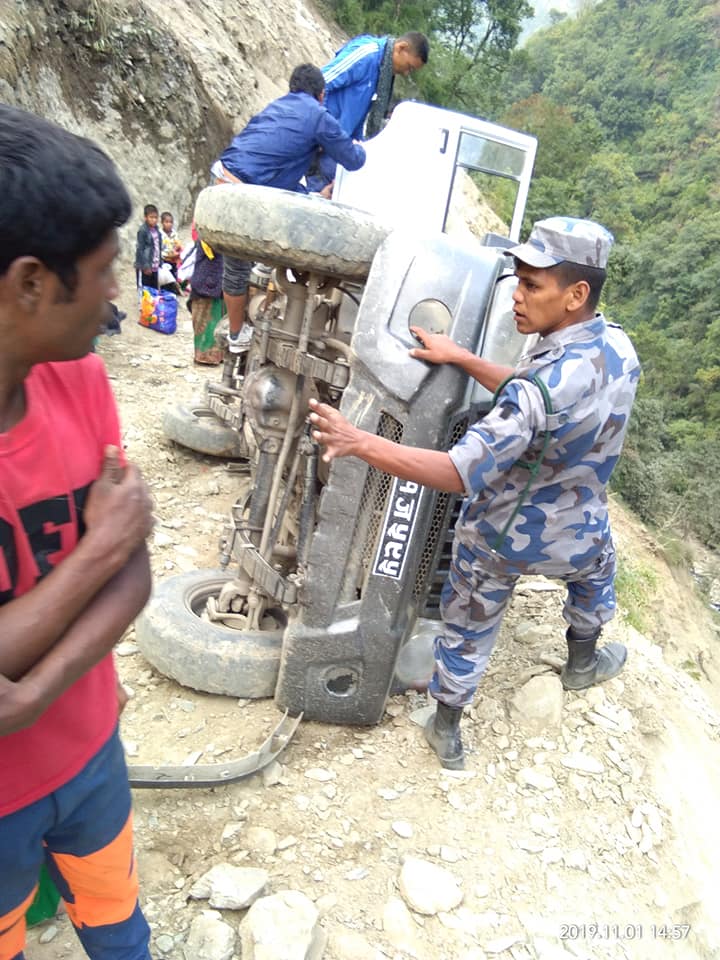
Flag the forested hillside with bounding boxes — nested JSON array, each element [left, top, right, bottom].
[[327, 0, 719, 548], [501, 0, 720, 549]]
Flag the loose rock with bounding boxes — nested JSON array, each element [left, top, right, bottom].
[[189, 863, 269, 909], [239, 890, 323, 960], [183, 910, 235, 960], [399, 856, 463, 915], [510, 675, 564, 733]]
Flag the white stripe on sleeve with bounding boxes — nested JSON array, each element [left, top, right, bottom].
[[323, 42, 380, 84]]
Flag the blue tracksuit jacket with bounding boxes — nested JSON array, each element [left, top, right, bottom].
[[322, 35, 389, 140]]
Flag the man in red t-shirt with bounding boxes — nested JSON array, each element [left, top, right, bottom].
[[0, 105, 154, 960]]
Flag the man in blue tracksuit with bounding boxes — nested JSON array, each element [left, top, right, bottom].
[[210, 63, 366, 351], [309, 31, 429, 191]]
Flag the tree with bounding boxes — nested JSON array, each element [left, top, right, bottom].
[[577, 151, 640, 241], [502, 95, 600, 180], [499, 0, 720, 544], [429, 0, 532, 108]]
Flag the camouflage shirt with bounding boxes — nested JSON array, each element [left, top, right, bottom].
[[448, 314, 640, 577]]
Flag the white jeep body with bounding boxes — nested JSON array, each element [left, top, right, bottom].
[[143, 101, 539, 724], [334, 100, 536, 243]]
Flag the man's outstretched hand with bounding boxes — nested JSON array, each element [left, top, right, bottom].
[[308, 398, 363, 462], [409, 326, 465, 366]]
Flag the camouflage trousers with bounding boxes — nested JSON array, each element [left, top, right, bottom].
[[428, 540, 617, 708]]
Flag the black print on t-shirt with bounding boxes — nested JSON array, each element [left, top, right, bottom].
[[0, 482, 92, 604]]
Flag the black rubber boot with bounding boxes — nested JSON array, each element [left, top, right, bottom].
[[560, 627, 627, 691], [424, 702, 465, 770]]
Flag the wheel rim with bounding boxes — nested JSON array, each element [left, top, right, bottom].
[[185, 578, 229, 619], [184, 578, 287, 633], [190, 407, 221, 420]]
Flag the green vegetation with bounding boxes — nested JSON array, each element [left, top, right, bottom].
[[499, 0, 720, 547], [680, 658, 703, 682], [58, 0, 118, 53], [614, 554, 659, 634], [325, 0, 719, 546]]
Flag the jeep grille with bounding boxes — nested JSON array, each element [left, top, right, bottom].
[[340, 412, 404, 601], [413, 415, 469, 617]]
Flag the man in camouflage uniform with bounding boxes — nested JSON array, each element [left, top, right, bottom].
[[309, 217, 641, 769]]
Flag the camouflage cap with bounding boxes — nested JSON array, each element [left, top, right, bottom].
[[506, 216, 614, 269]]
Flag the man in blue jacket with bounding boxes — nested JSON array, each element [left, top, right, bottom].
[[211, 63, 366, 352], [309, 32, 429, 190]]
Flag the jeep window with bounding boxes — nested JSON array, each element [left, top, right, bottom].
[[444, 133, 526, 243]]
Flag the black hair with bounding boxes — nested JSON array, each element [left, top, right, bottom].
[[160, 211, 173, 220], [398, 32, 429, 64], [0, 104, 131, 291], [289, 63, 325, 100], [549, 261, 607, 312], [144, 204, 159, 217]]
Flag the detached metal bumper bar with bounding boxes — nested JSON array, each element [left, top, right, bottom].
[[128, 710, 301, 789]]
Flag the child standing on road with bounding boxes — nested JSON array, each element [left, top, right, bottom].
[[134, 202, 161, 289], [160, 211, 182, 279]]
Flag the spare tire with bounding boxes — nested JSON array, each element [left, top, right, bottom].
[[163, 398, 246, 459], [135, 570, 283, 698], [194, 184, 391, 281]]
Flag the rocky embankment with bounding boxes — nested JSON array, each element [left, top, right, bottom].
[[0, 0, 342, 226]]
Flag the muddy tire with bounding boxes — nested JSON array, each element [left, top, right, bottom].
[[163, 398, 245, 459], [135, 571, 283, 698], [194, 183, 391, 281]]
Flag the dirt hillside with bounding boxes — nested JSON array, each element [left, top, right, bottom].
[[1, 0, 343, 230]]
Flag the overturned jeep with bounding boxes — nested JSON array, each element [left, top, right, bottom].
[[138, 102, 537, 726]]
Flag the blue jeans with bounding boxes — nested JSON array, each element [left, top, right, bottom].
[[0, 729, 151, 960]]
